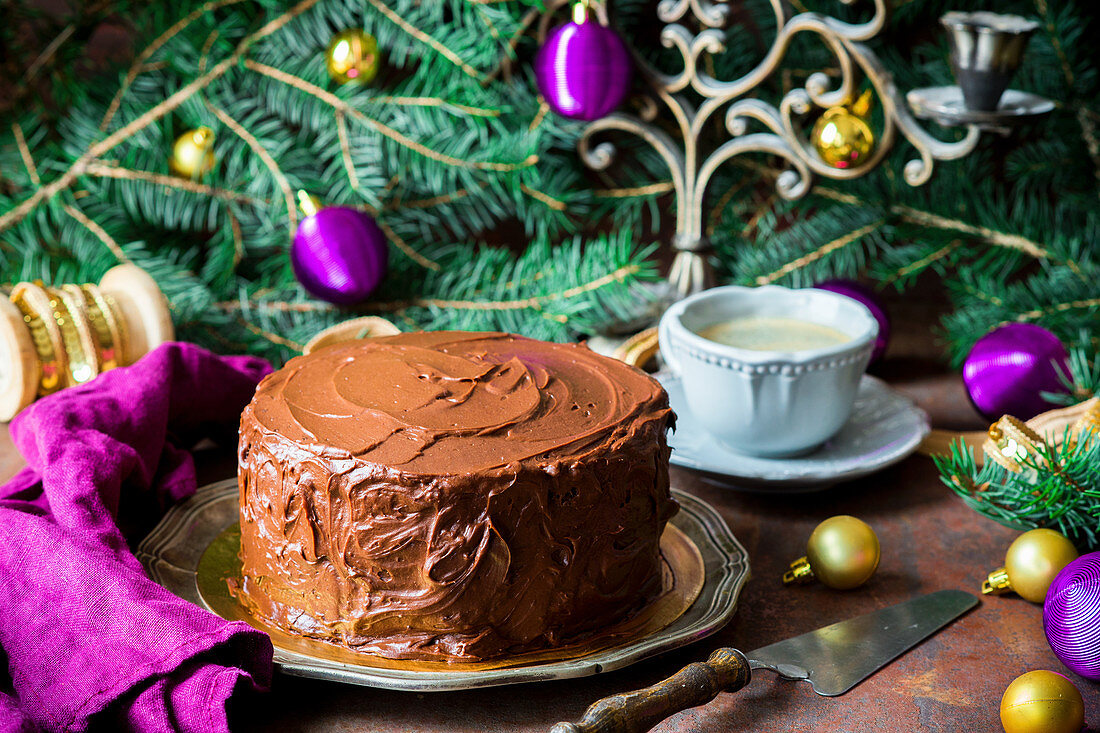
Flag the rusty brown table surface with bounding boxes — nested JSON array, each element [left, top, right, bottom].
[[1, 365, 1097, 732], [225, 462, 1100, 733]]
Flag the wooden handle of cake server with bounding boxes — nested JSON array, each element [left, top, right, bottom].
[[549, 648, 752, 733]]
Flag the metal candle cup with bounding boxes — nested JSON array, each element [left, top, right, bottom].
[[941, 11, 1039, 112]]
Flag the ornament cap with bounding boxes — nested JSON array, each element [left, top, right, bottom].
[[297, 190, 321, 218], [572, 1, 588, 24], [783, 556, 814, 585], [982, 567, 1011, 595], [851, 89, 874, 119]]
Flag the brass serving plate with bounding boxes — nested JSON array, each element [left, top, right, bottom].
[[137, 479, 749, 691]]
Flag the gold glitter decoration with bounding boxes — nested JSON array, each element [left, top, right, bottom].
[[10, 283, 67, 396]]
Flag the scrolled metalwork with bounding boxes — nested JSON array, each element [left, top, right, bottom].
[[576, 0, 988, 296], [657, 0, 729, 27]]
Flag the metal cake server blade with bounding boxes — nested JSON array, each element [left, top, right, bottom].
[[550, 589, 978, 733], [747, 588, 978, 696]]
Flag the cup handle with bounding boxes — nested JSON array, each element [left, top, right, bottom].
[[657, 313, 682, 375]]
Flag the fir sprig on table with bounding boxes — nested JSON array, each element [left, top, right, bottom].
[[0, 0, 1097, 365], [935, 432, 1100, 551]]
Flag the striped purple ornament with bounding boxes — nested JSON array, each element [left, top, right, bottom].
[[1044, 551, 1100, 680], [534, 7, 632, 121], [963, 323, 1069, 420], [291, 206, 388, 305]]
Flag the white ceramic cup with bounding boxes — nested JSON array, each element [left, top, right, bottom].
[[658, 285, 878, 457]]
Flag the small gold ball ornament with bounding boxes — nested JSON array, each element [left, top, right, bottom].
[[169, 126, 216, 179], [812, 89, 875, 169], [784, 515, 880, 590], [1000, 670, 1084, 733], [983, 529, 1079, 603], [326, 29, 380, 85]]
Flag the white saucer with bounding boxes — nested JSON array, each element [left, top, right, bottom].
[[657, 373, 930, 492]]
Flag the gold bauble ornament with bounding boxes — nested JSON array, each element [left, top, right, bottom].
[[326, 29, 380, 85], [169, 127, 216, 179], [783, 515, 880, 590], [983, 529, 1079, 603], [812, 89, 875, 169], [1000, 670, 1084, 733]]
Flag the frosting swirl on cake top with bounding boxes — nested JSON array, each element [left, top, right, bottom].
[[248, 331, 668, 474]]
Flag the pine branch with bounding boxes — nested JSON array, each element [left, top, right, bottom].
[[209, 231, 658, 362], [935, 433, 1100, 550], [1, 0, 1097, 377]]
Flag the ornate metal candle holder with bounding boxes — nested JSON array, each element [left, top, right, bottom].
[[557, 1, 1051, 298]]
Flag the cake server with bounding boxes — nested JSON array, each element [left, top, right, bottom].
[[550, 589, 978, 733]]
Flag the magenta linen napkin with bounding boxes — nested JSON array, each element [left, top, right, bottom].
[[0, 342, 274, 733]]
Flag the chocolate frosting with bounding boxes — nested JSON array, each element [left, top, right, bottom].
[[236, 331, 677, 661]]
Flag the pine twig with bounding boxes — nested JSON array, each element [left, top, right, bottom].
[[0, 0, 322, 234], [243, 60, 538, 172]]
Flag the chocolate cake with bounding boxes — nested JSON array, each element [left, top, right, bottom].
[[235, 331, 677, 662]]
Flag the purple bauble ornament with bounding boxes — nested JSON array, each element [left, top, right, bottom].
[[534, 5, 632, 121], [1044, 552, 1100, 680], [963, 323, 1070, 420], [815, 280, 890, 363], [291, 206, 388, 305]]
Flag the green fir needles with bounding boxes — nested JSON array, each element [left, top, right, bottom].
[[0, 0, 1097, 365], [935, 429, 1100, 551]]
